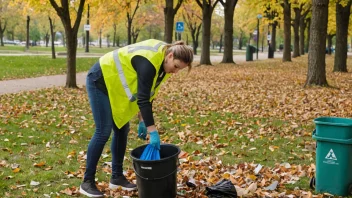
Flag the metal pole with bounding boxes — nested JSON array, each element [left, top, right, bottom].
[[268, 24, 270, 58], [85, 4, 90, 53], [256, 18, 259, 60]]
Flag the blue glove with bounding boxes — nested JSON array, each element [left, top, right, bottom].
[[137, 121, 147, 140], [149, 131, 160, 150]]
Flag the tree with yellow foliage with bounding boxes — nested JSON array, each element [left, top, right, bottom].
[[48, 0, 86, 88], [181, 1, 202, 55]]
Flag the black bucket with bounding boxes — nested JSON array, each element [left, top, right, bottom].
[[130, 144, 180, 198]]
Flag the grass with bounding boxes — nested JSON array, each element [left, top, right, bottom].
[[0, 88, 314, 197], [0, 45, 117, 54], [0, 56, 98, 80], [0, 55, 351, 197], [0, 45, 245, 55]]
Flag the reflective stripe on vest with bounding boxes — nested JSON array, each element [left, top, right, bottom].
[[128, 42, 165, 53], [113, 49, 136, 102], [113, 42, 165, 102]]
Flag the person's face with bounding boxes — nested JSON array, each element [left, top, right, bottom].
[[163, 53, 188, 74]]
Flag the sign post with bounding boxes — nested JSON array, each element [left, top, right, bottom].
[[256, 14, 262, 60], [175, 21, 184, 41], [85, 4, 90, 53]]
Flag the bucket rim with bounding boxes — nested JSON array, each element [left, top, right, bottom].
[[130, 143, 180, 163], [314, 116, 352, 126]]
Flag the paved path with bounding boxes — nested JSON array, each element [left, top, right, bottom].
[[0, 52, 283, 95]]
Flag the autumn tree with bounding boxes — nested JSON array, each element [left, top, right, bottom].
[[326, 2, 336, 55], [182, 2, 202, 55], [299, 3, 311, 55], [0, 0, 20, 46], [49, 0, 85, 88], [196, 0, 220, 65], [123, 0, 141, 45], [0, 0, 9, 46], [263, 3, 280, 58], [292, 2, 303, 58], [211, 8, 224, 51], [143, 4, 164, 40], [25, 0, 62, 58], [164, 0, 184, 43], [219, 0, 238, 63], [334, 0, 351, 72], [233, 1, 258, 50], [305, 0, 329, 86]]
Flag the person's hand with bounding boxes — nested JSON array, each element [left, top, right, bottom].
[[149, 131, 160, 150], [137, 121, 147, 140]]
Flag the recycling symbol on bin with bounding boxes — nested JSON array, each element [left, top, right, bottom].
[[325, 149, 337, 160]]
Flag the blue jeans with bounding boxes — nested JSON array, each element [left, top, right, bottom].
[[84, 62, 129, 181]]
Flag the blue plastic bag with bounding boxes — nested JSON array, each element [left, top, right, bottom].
[[140, 144, 160, 160]]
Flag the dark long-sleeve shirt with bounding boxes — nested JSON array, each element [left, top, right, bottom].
[[132, 55, 165, 127]]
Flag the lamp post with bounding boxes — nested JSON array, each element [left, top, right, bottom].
[[85, 4, 90, 53], [264, 5, 278, 58], [256, 14, 262, 60]]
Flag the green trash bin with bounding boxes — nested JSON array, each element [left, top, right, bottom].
[[246, 45, 256, 61], [312, 117, 352, 196]]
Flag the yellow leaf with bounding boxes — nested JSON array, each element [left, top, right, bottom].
[[33, 162, 46, 167], [12, 168, 20, 173], [246, 174, 257, 181], [223, 172, 230, 179], [269, 145, 279, 152]]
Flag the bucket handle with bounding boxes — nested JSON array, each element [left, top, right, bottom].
[[133, 162, 178, 181], [312, 129, 352, 144]]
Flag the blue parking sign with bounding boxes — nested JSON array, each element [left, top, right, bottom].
[[176, 22, 184, 32]]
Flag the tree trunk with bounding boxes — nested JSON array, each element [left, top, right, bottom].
[[107, 35, 110, 47], [65, 30, 78, 88], [0, 19, 6, 46], [99, 29, 102, 48], [219, 34, 223, 53], [164, 0, 174, 43], [282, 0, 291, 62], [221, 0, 237, 63], [299, 17, 306, 55], [113, 24, 116, 47], [49, 17, 56, 59], [239, 31, 243, 50], [197, 0, 219, 65], [49, 0, 85, 88], [305, 18, 311, 53], [45, 32, 49, 47], [327, 34, 333, 55], [191, 24, 201, 55], [164, 0, 183, 43], [305, 0, 329, 87], [61, 31, 66, 47], [26, 16, 30, 50], [334, 1, 351, 72], [292, 7, 300, 58], [127, 14, 132, 44], [272, 21, 277, 52]]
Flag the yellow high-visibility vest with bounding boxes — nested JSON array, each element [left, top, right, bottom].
[[100, 39, 171, 128]]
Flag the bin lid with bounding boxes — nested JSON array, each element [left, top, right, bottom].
[[314, 117, 352, 127]]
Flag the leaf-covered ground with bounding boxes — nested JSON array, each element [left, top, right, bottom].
[[0, 55, 351, 197]]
